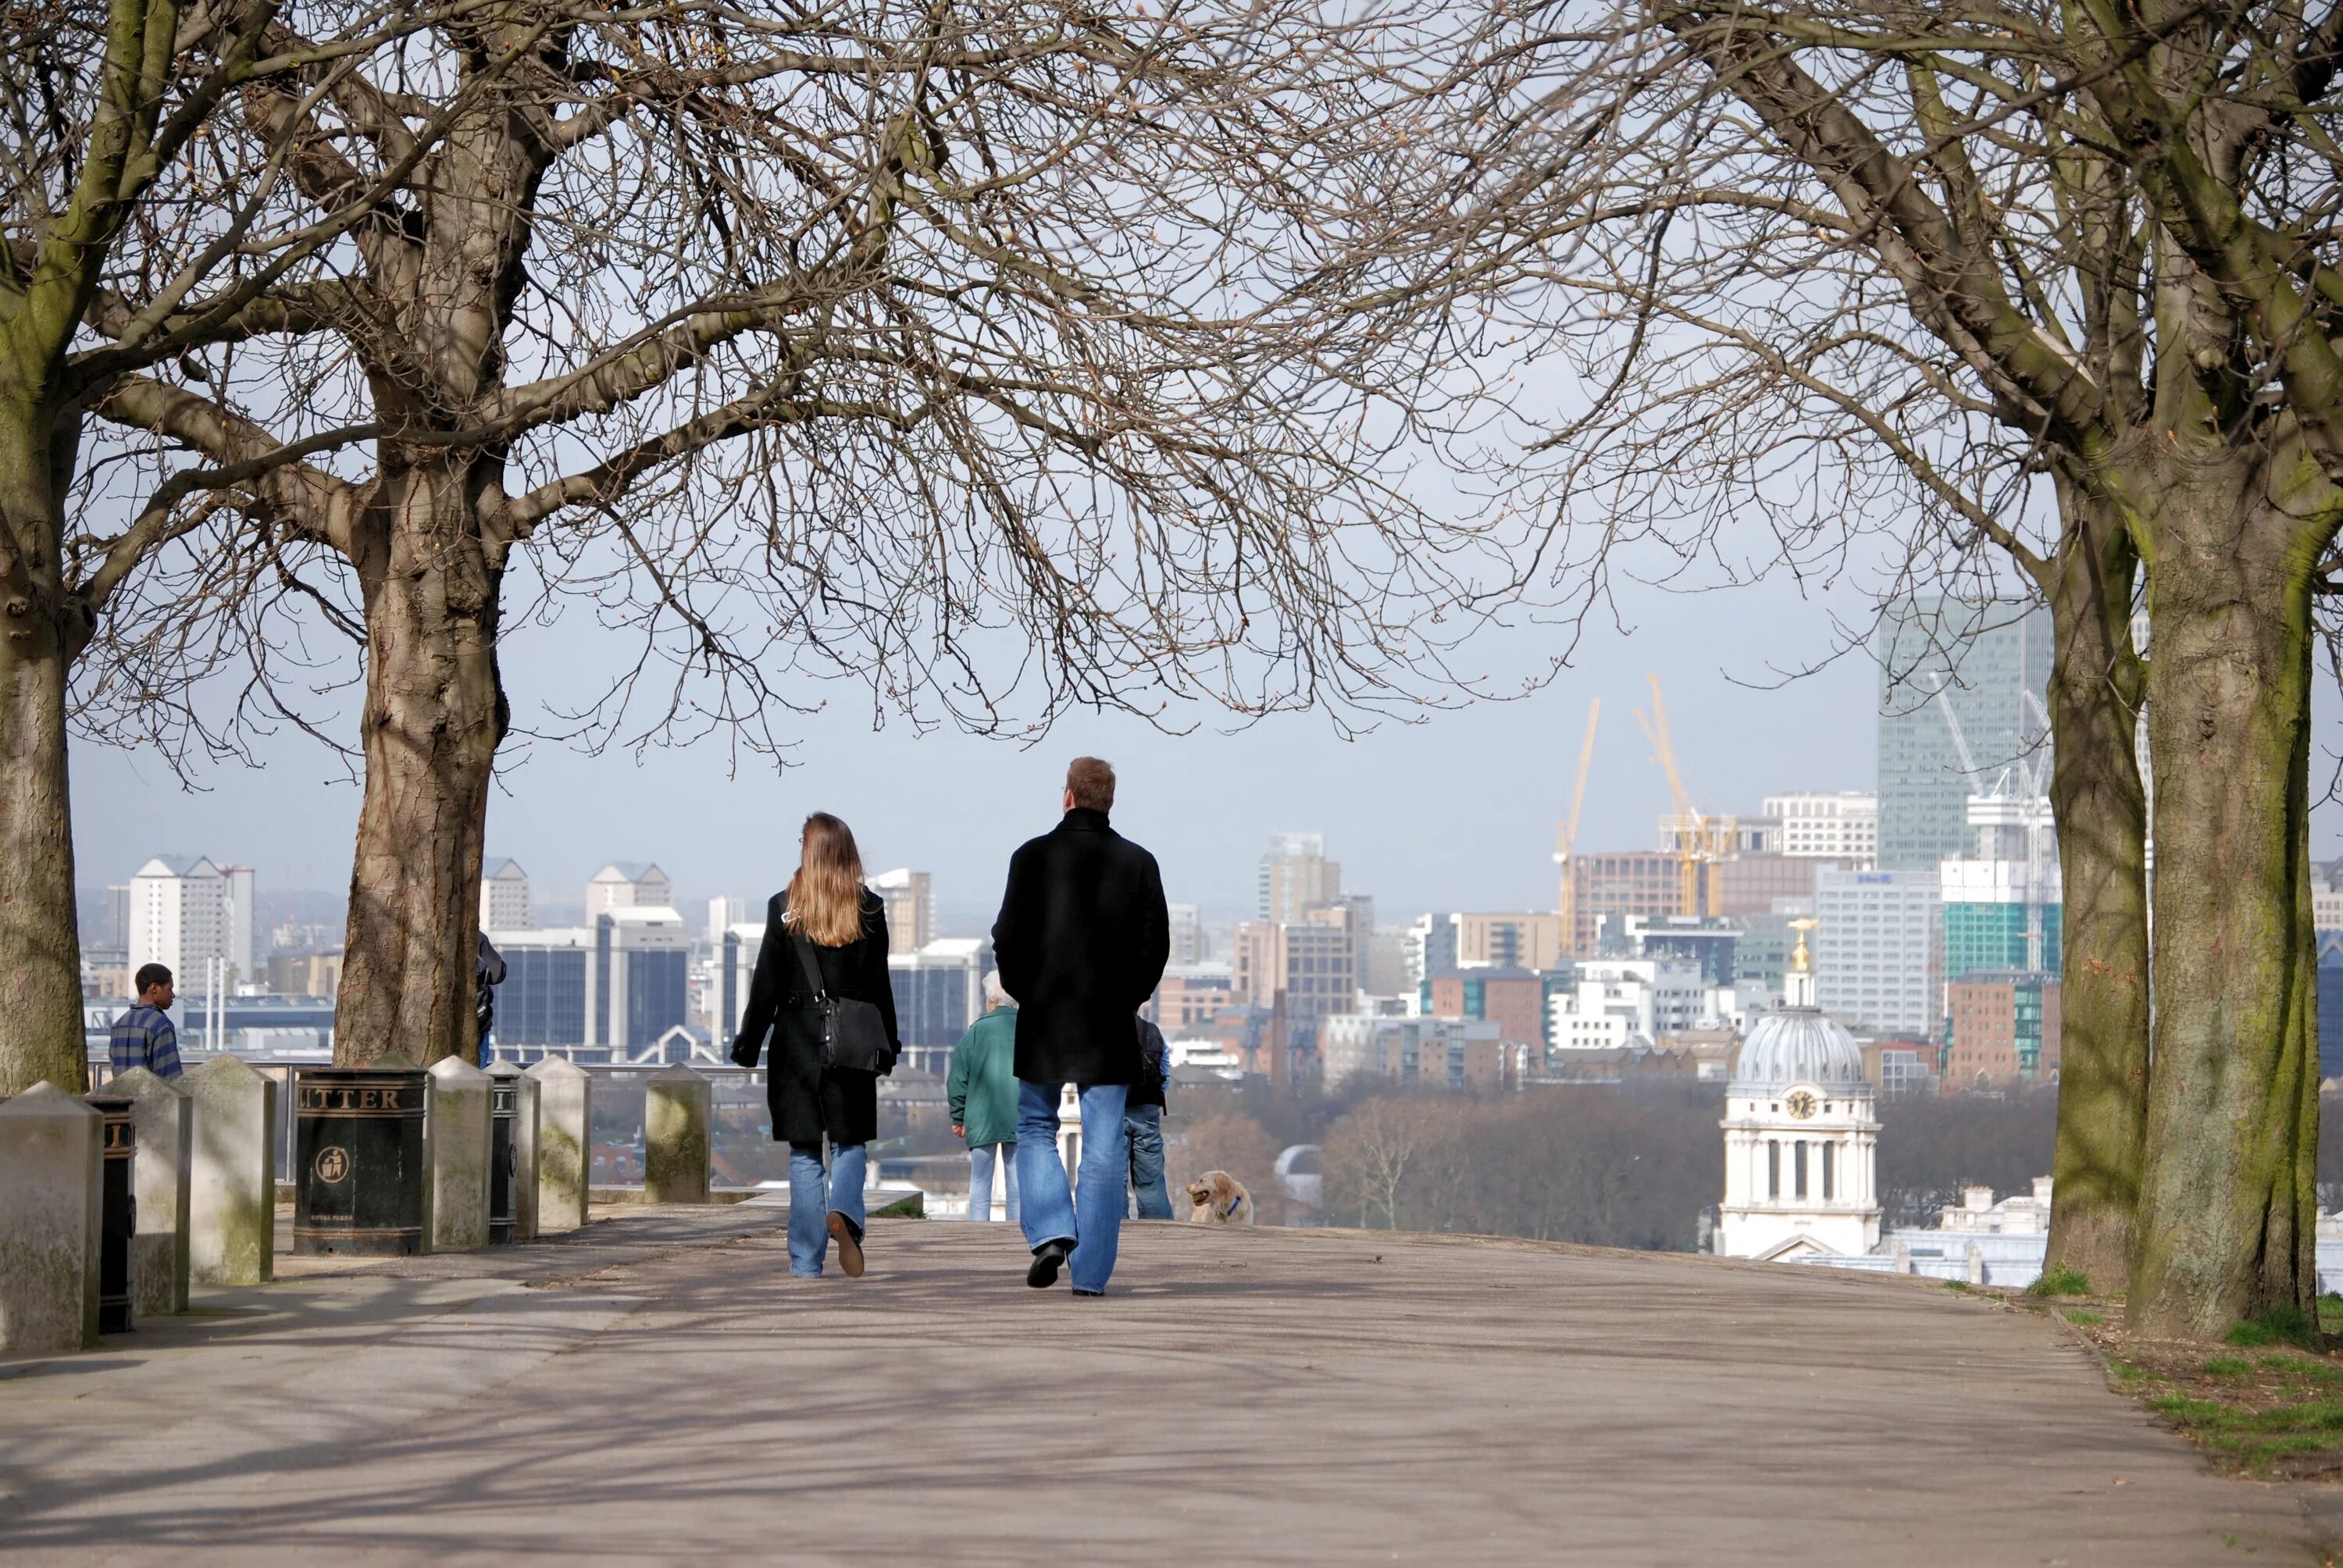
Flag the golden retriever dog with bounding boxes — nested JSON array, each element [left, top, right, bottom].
[[1184, 1170, 1254, 1224]]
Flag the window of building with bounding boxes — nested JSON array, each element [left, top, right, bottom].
[[1767, 1140, 1780, 1199]]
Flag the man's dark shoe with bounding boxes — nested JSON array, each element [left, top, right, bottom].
[[1072, 1288, 1104, 1298], [1027, 1239, 1072, 1288]]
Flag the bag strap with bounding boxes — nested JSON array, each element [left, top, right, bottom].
[[786, 925, 829, 1003]]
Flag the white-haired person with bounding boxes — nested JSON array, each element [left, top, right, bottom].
[[945, 971, 1020, 1222]]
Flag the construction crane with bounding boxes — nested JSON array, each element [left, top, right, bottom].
[[1553, 697, 1602, 955], [1634, 673, 1726, 918]]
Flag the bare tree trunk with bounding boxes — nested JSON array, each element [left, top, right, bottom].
[[2041, 483, 2149, 1292], [331, 459, 505, 1068], [0, 411, 90, 1095], [2129, 490, 2320, 1338]]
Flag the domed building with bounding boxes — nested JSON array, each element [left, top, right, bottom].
[[1717, 921, 1881, 1261]]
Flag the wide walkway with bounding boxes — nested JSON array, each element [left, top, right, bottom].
[[0, 1209, 2318, 1564]]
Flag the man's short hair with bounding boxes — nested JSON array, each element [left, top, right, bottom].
[[134, 963, 173, 995], [1066, 756, 1116, 811], [983, 970, 1011, 1010]]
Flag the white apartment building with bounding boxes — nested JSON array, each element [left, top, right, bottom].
[[1546, 957, 1705, 1050], [481, 858, 530, 932], [705, 895, 751, 947], [1763, 793, 1879, 864], [128, 855, 254, 996], [1813, 868, 1942, 1037], [586, 861, 672, 921]]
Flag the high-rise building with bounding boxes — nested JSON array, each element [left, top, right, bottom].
[[705, 895, 751, 948], [1451, 912, 1564, 972], [1569, 851, 1683, 953], [1232, 904, 1357, 1022], [1167, 903, 1207, 965], [886, 937, 990, 1074], [1760, 793, 1879, 864], [1940, 861, 2061, 983], [481, 858, 530, 932], [1945, 973, 2062, 1085], [586, 861, 672, 921], [867, 868, 933, 954], [1709, 854, 1851, 918], [491, 905, 689, 1057], [1403, 912, 1457, 987], [1423, 968, 1546, 1050], [1876, 597, 2052, 870], [1813, 868, 1942, 1037], [713, 920, 765, 1048], [1259, 832, 1339, 925], [128, 855, 254, 996]]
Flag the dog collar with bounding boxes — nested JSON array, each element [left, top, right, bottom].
[[1223, 1194, 1244, 1218]]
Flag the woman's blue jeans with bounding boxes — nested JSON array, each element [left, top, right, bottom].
[[968, 1142, 1019, 1222], [788, 1141, 866, 1277]]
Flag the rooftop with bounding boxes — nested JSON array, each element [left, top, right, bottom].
[[0, 1212, 2310, 1561]]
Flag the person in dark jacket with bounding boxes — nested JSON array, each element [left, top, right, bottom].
[[474, 932, 507, 1067], [1124, 1017, 1173, 1220], [990, 757, 1170, 1295], [733, 812, 902, 1279]]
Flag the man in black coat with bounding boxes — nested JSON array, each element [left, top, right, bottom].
[[991, 756, 1170, 1295]]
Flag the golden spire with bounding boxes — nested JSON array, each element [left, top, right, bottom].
[[1788, 916, 1817, 975]]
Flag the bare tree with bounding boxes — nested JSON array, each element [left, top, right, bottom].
[[0, 0, 488, 1094], [1368, 0, 2342, 1337], [84, 0, 1542, 1072]]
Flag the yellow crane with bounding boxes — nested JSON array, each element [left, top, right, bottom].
[[1553, 697, 1601, 955], [1632, 673, 1724, 918]]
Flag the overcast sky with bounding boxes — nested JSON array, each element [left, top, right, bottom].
[[68, 562, 2343, 933]]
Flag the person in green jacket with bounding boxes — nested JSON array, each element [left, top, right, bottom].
[[947, 972, 1021, 1221]]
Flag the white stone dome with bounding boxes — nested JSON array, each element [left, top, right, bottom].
[[1731, 1006, 1867, 1092]]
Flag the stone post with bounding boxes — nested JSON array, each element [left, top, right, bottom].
[[528, 1058, 590, 1232], [184, 1056, 276, 1285], [644, 1064, 711, 1204], [490, 1063, 542, 1241], [110, 1068, 192, 1316], [0, 1085, 102, 1355], [1966, 1241, 1985, 1286], [428, 1058, 493, 1251]]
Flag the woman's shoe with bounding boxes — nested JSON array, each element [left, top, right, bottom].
[[828, 1212, 865, 1278]]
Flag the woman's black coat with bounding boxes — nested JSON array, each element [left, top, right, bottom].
[[990, 807, 1170, 1085], [731, 888, 900, 1146]]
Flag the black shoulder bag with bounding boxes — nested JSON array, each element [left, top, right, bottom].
[[789, 928, 894, 1073]]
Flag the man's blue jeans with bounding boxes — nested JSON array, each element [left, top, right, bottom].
[[787, 1141, 867, 1277], [1015, 1079, 1129, 1294], [968, 1141, 1019, 1222], [1124, 1104, 1172, 1220]]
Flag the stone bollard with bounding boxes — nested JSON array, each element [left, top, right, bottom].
[[184, 1056, 277, 1285], [527, 1058, 590, 1232], [427, 1058, 493, 1251], [1966, 1241, 1985, 1286], [110, 1068, 192, 1317], [644, 1064, 711, 1205], [489, 1064, 542, 1241], [0, 1085, 103, 1356]]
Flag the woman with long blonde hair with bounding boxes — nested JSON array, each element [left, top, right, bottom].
[[733, 812, 902, 1278]]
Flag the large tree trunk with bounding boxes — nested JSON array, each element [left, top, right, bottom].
[[2040, 483, 2150, 1293], [2128, 486, 2320, 1338], [331, 458, 506, 1068], [0, 409, 90, 1096]]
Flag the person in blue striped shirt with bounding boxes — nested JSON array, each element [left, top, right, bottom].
[[109, 964, 183, 1079]]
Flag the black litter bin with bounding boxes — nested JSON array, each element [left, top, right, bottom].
[[294, 1064, 426, 1255], [84, 1094, 135, 1334], [488, 1070, 516, 1245]]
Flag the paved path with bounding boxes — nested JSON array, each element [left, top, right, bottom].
[[0, 1211, 2319, 1564]]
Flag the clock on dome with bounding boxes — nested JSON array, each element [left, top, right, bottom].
[[1785, 1089, 1818, 1120]]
